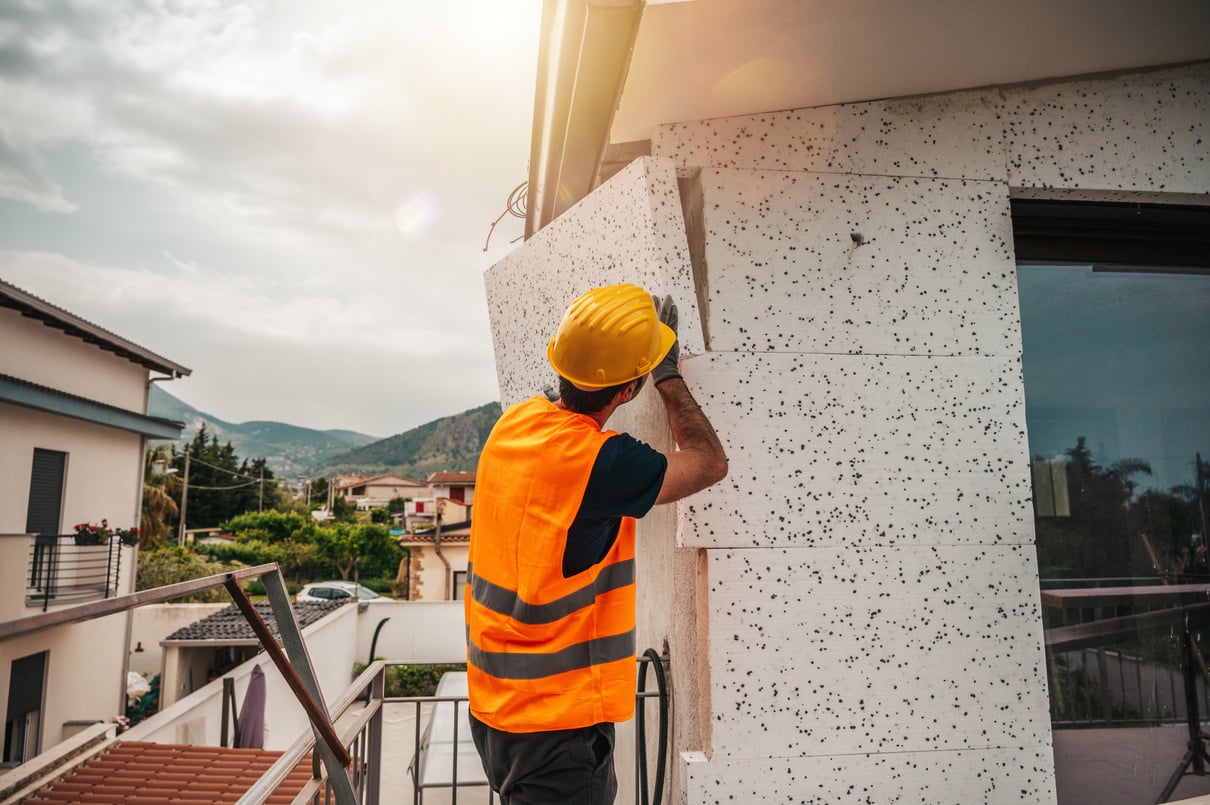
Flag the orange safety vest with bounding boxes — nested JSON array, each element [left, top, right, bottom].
[[465, 396, 637, 733]]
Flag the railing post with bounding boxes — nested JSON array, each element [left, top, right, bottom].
[[224, 570, 359, 803], [365, 666, 385, 805]]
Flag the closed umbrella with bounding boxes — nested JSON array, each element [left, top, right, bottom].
[[237, 664, 267, 749]]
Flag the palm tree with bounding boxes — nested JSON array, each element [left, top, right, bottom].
[[141, 443, 181, 545]]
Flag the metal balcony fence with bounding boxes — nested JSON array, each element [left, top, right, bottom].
[[25, 533, 127, 612], [238, 657, 669, 805], [1, 564, 671, 805], [1042, 577, 1210, 728]]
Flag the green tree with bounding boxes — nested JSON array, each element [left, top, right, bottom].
[[142, 443, 180, 546], [135, 545, 246, 602], [1036, 437, 1154, 578], [313, 522, 402, 580], [331, 494, 358, 523], [308, 476, 331, 509], [221, 510, 316, 543], [175, 426, 279, 530]]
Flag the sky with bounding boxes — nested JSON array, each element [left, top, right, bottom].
[[0, 0, 541, 438], [1017, 265, 1210, 494]]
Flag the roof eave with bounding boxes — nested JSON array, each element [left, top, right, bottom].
[[526, 0, 643, 239]]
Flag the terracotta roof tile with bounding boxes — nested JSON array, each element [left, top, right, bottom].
[[24, 741, 311, 804], [398, 533, 470, 545], [427, 471, 476, 485]]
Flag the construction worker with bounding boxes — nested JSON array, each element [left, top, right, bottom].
[[465, 283, 728, 804]]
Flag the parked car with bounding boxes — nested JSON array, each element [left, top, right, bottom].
[[295, 581, 382, 602]]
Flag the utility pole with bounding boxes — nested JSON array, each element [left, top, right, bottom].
[[258, 467, 264, 513], [177, 447, 190, 546]]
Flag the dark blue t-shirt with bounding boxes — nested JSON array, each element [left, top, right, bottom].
[[561, 433, 667, 577]]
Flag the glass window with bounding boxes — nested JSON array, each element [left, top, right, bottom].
[[1017, 262, 1210, 804]]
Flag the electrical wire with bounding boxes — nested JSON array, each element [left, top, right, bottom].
[[180, 453, 266, 482], [483, 181, 528, 251], [185, 480, 260, 491]]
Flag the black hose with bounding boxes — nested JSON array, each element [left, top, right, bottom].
[[364, 617, 390, 703], [637, 647, 669, 805]]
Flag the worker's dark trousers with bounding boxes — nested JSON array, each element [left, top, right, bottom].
[[470, 713, 617, 804]]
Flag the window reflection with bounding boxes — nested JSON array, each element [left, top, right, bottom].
[[1019, 265, 1210, 580], [1019, 263, 1210, 804]]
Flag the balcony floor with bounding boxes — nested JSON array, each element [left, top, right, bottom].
[[1056, 725, 1210, 805]]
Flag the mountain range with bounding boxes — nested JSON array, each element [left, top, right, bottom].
[[149, 386, 500, 481]]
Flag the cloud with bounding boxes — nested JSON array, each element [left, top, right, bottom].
[[0, 1, 539, 436], [0, 125, 78, 212]]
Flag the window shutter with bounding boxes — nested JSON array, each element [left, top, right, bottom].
[[6, 652, 47, 719], [25, 449, 67, 536]]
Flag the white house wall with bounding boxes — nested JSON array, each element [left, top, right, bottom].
[[485, 63, 1208, 804], [408, 543, 469, 602], [0, 617, 129, 758], [0, 307, 149, 412], [0, 402, 145, 538]]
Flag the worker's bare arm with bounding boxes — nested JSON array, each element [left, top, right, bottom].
[[653, 377, 728, 505]]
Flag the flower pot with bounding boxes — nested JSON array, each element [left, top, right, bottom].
[[74, 534, 101, 546], [120, 533, 140, 546]]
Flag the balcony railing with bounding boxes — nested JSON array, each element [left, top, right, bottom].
[[0, 564, 671, 804], [25, 533, 127, 612], [239, 657, 669, 805], [1042, 577, 1210, 728]]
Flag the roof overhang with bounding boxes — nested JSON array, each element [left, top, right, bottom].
[[0, 278, 191, 377], [526, 0, 1210, 236], [0, 373, 185, 440]]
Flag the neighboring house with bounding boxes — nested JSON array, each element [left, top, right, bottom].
[[402, 496, 468, 533], [487, 4, 1210, 804], [0, 278, 189, 766], [426, 472, 475, 506], [398, 520, 470, 603], [398, 477, 473, 601], [333, 473, 426, 510], [157, 600, 346, 709]]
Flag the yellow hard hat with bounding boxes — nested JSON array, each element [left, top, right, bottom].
[[546, 284, 676, 389]]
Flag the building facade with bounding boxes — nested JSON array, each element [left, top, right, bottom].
[[486, 4, 1210, 800], [0, 279, 188, 765]]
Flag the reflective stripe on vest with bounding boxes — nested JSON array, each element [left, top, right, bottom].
[[466, 625, 636, 680], [467, 559, 635, 625]]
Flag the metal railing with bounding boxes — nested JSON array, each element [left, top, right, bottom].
[[25, 533, 127, 612], [1, 563, 364, 803], [244, 657, 670, 805], [2, 564, 671, 805], [1042, 577, 1210, 727]]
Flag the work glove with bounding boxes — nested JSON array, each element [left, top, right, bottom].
[[651, 294, 681, 386]]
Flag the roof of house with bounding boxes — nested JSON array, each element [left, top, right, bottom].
[[334, 473, 426, 491], [399, 517, 471, 545], [399, 532, 470, 546], [22, 740, 310, 804], [163, 600, 345, 644], [427, 471, 475, 485], [0, 278, 191, 377]]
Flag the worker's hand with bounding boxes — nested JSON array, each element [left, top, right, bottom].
[[650, 294, 681, 386]]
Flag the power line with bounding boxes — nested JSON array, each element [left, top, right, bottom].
[[179, 453, 265, 482], [186, 480, 259, 491]]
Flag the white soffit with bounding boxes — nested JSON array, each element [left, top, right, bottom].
[[612, 0, 1210, 143]]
